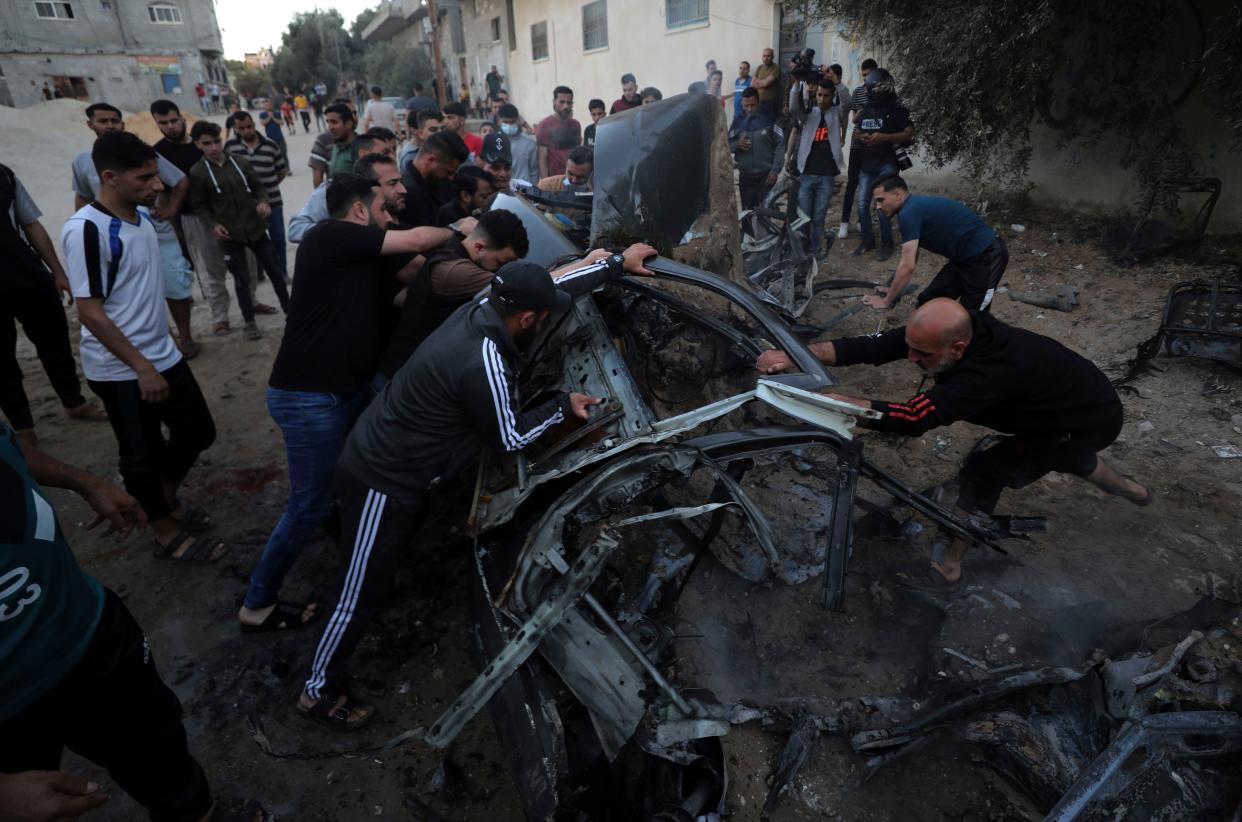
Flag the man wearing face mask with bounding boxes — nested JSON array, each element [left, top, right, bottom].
[[537, 145, 593, 193], [496, 104, 539, 185], [299, 245, 657, 728], [755, 298, 1151, 587]]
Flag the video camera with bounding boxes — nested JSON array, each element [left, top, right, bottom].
[[789, 48, 825, 84]]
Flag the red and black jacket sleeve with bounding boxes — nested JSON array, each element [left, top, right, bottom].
[[866, 367, 1004, 436], [832, 325, 1004, 437]]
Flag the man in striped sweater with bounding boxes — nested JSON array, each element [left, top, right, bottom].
[[225, 111, 290, 276], [295, 246, 655, 729]]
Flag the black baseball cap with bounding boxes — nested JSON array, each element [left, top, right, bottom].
[[491, 262, 572, 314], [481, 132, 512, 165]]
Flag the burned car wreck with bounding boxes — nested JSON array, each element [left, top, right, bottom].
[[383, 96, 1242, 820]]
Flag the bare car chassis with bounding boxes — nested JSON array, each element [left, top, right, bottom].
[[405, 191, 1003, 820]]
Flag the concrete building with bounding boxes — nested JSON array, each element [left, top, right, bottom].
[[244, 46, 274, 70], [0, 0, 228, 111], [504, 0, 787, 125], [361, 0, 514, 109]]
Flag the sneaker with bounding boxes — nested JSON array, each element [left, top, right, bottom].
[[850, 242, 875, 257], [838, 222, 849, 239], [876, 243, 894, 262], [244, 322, 263, 340]]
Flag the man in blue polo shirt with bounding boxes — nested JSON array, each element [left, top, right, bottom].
[[732, 61, 752, 121], [862, 175, 1009, 312]]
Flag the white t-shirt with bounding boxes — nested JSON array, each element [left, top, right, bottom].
[[363, 99, 397, 132], [71, 150, 185, 246], [61, 203, 181, 381]]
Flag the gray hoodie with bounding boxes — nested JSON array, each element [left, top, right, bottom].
[[789, 83, 845, 175]]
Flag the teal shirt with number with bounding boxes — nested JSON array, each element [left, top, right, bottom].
[[0, 423, 105, 722]]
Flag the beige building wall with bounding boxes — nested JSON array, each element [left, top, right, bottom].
[[499, 3, 1239, 232], [505, 0, 779, 127]]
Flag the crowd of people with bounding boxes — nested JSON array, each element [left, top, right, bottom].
[[0, 52, 1157, 820]]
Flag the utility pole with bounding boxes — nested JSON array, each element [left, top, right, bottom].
[[426, 0, 447, 105]]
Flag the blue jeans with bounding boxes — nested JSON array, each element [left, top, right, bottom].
[[370, 371, 391, 396], [266, 206, 287, 279], [858, 163, 899, 248], [243, 387, 368, 610], [797, 174, 836, 256]]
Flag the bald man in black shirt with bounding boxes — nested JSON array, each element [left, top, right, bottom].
[[758, 299, 1152, 584]]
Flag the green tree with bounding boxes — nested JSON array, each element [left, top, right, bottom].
[[270, 9, 365, 95], [350, 7, 379, 39], [363, 41, 433, 100], [801, 0, 1242, 196], [225, 59, 272, 100]]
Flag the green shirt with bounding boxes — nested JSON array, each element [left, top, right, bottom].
[[327, 139, 358, 180], [755, 63, 782, 103], [188, 154, 270, 244], [0, 423, 105, 722]]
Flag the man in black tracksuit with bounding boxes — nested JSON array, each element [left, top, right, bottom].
[[757, 298, 1152, 585], [297, 246, 656, 728]]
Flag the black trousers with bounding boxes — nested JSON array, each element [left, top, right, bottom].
[[304, 463, 425, 699], [916, 237, 1010, 312], [220, 235, 290, 323], [88, 360, 215, 522], [0, 590, 213, 822], [956, 407, 1124, 515], [1, 279, 86, 430], [738, 172, 772, 210], [839, 144, 863, 222]]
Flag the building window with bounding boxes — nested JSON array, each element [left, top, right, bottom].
[[148, 3, 182, 24], [666, 0, 708, 29], [34, 2, 75, 19], [531, 20, 548, 61], [490, 16, 501, 43], [582, 0, 607, 51]]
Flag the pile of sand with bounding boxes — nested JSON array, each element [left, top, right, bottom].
[[1, 99, 209, 231], [0, 98, 204, 144]]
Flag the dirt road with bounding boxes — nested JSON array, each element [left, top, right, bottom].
[[7, 100, 1242, 819]]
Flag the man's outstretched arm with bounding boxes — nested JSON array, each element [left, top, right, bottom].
[[756, 326, 908, 374], [15, 431, 147, 538]]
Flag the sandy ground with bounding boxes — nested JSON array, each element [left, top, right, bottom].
[[6, 98, 1242, 819]]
